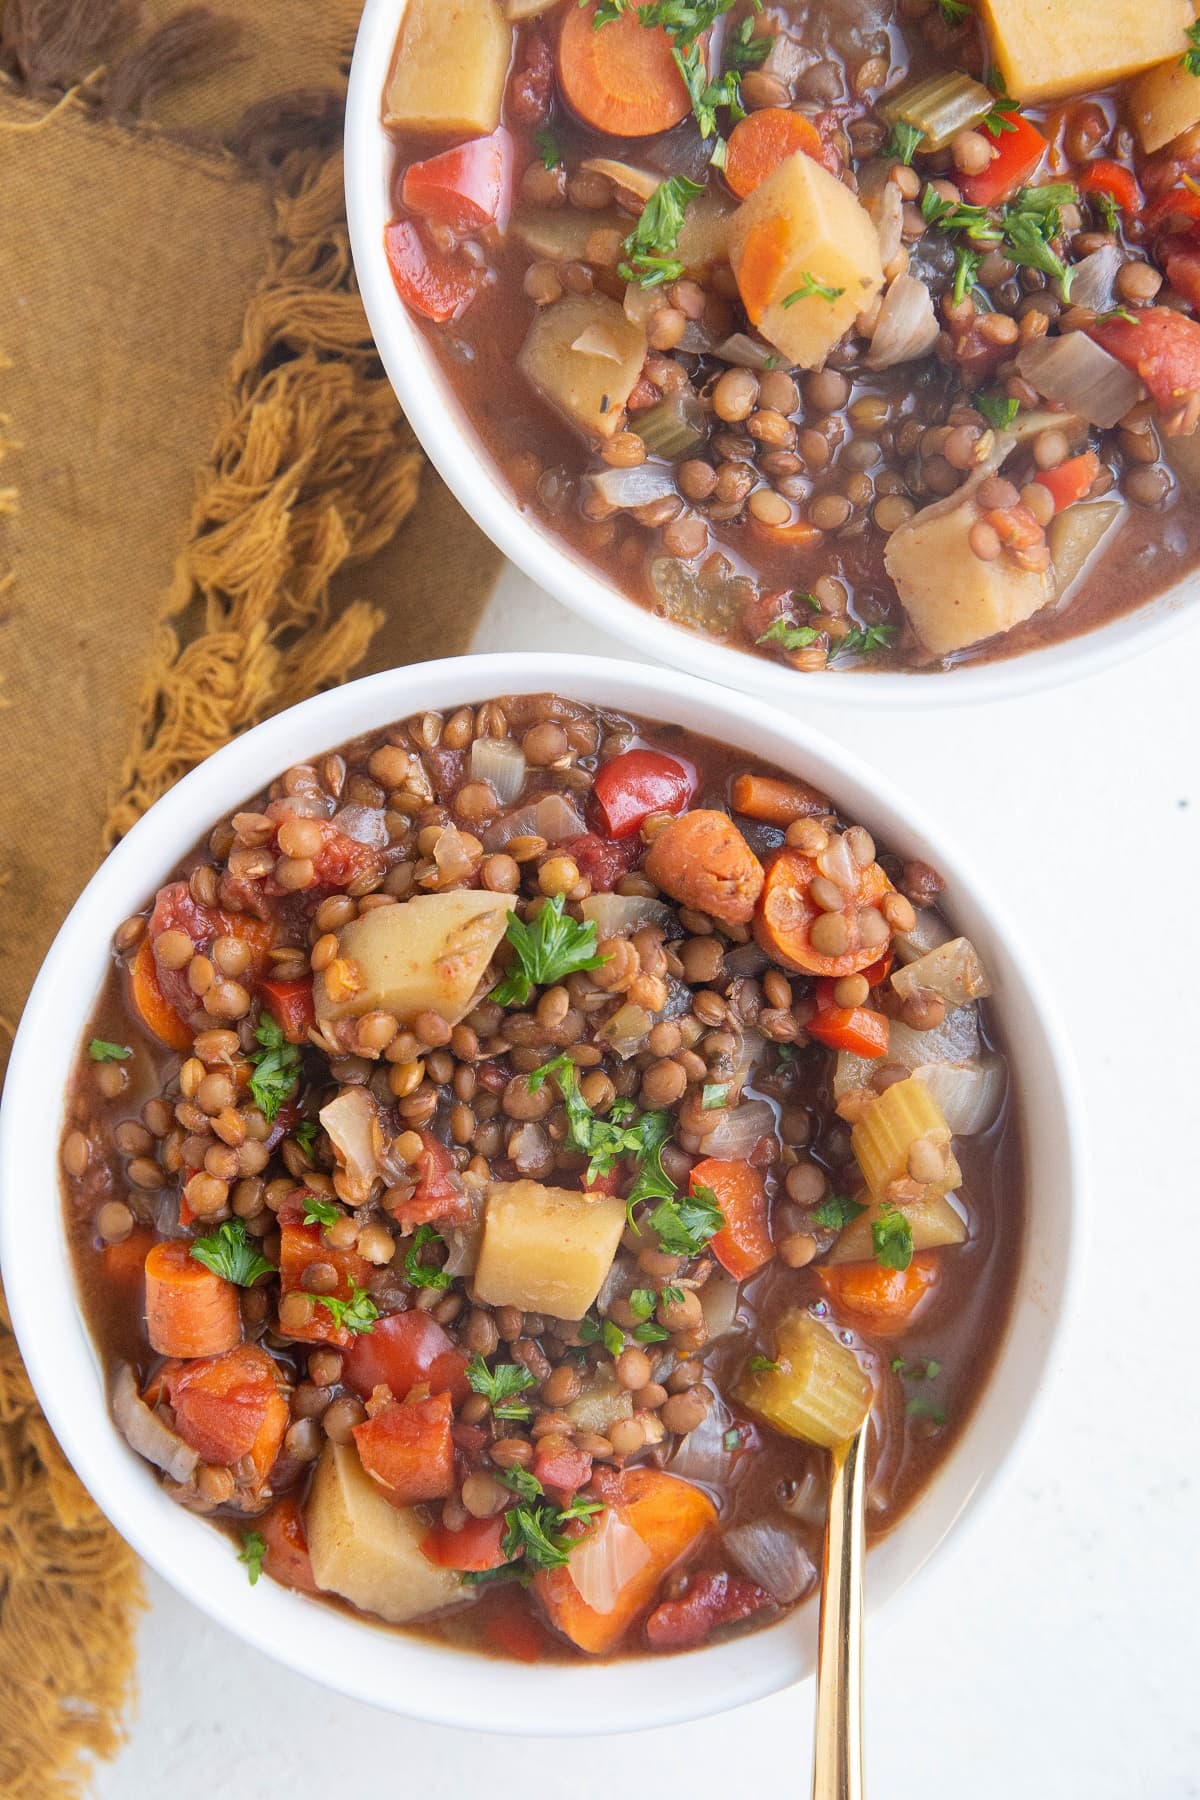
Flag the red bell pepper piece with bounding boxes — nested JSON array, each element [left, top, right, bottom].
[[1089, 306, 1200, 415], [691, 1157, 773, 1282], [1142, 187, 1200, 236], [259, 1495, 321, 1594], [384, 219, 480, 324], [258, 976, 315, 1044], [353, 1392, 456, 1506], [342, 1308, 471, 1406], [1034, 450, 1101, 513], [421, 1513, 508, 1571], [806, 1006, 890, 1058], [645, 1569, 775, 1651], [959, 113, 1048, 208], [590, 747, 697, 840], [401, 128, 514, 234], [1076, 159, 1142, 217]]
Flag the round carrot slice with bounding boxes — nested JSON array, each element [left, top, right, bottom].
[[129, 936, 193, 1050], [724, 109, 825, 199], [753, 847, 894, 978], [557, 0, 694, 137]]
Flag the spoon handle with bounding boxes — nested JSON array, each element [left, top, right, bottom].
[[811, 1422, 868, 1800]]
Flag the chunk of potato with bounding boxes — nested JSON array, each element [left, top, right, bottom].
[[473, 1179, 627, 1319], [977, 0, 1191, 103], [306, 1441, 468, 1625], [519, 294, 648, 440], [729, 152, 883, 370], [826, 1191, 968, 1265], [677, 190, 735, 274], [883, 453, 1054, 656], [513, 207, 626, 262], [1131, 57, 1200, 155], [314, 890, 515, 1029], [384, 0, 513, 137]]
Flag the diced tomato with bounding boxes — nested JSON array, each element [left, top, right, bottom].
[[1076, 159, 1142, 217], [277, 1219, 371, 1347], [557, 832, 640, 892], [309, 825, 379, 892], [645, 1569, 775, 1651], [581, 1166, 623, 1197], [342, 1308, 471, 1406], [259, 1495, 320, 1594], [692, 1158, 773, 1283], [1159, 234, 1200, 312], [402, 128, 514, 234], [143, 881, 277, 1019], [1034, 450, 1102, 514], [806, 1006, 890, 1058], [162, 1343, 288, 1476], [533, 1439, 593, 1503], [483, 1587, 553, 1662], [591, 747, 697, 840], [386, 1129, 466, 1232], [384, 218, 480, 324], [959, 114, 1048, 208], [258, 976, 315, 1044], [1142, 187, 1200, 235], [858, 950, 894, 992], [1089, 306, 1200, 414], [421, 1513, 508, 1572], [353, 1393, 455, 1506]]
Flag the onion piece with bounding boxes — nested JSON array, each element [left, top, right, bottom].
[[869, 177, 904, 270], [331, 803, 388, 847], [700, 1269, 743, 1340], [432, 824, 477, 883], [1016, 332, 1143, 430], [571, 323, 627, 362], [816, 831, 858, 893], [778, 1465, 827, 1527], [482, 790, 585, 852], [891, 936, 991, 1010], [112, 1364, 199, 1484], [581, 893, 673, 936], [568, 1507, 651, 1613], [677, 319, 717, 356], [730, 1028, 765, 1097], [833, 1005, 982, 1099], [912, 1054, 1005, 1135], [866, 273, 940, 370], [470, 737, 526, 805], [319, 1087, 383, 1205], [725, 1519, 816, 1604], [1068, 245, 1121, 312], [566, 1366, 634, 1435], [580, 156, 659, 202], [893, 907, 952, 965], [668, 1396, 734, 1487], [596, 1001, 653, 1059], [1050, 496, 1123, 597], [583, 463, 679, 509], [698, 1097, 776, 1159], [717, 332, 785, 371]]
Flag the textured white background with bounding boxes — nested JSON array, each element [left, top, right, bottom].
[[96, 573, 1200, 1799]]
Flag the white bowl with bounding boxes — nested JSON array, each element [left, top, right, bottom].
[[0, 653, 1082, 1732], [344, 0, 1198, 708]]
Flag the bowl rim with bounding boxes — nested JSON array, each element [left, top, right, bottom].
[[0, 652, 1085, 1734], [343, 0, 1197, 712]]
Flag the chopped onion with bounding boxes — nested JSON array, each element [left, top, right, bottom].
[[668, 1396, 734, 1487], [482, 790, 585, 851], [834, 1005, 981, 1098], [112, 1364, 199, 1484], [624, 282, 663, 328], [778, 1464, 827, 1526], [571, 323, 626, 362], [717, 332, 784, 371], [319, 1087, 382, 1204], [581, 893, 672, 936], [723, 942, 770, 978], [912, 1054, 1005, 1135], [657, 976, 693, 1022], [597, 1001, 653, 1059], [891, 936, 991, 1010], [432, 824, 477, 883], [893, 907, 952, 965], [678, 319, 718, 356], [1068, 245, 1121, 312], [730, 1028, 766, 1096], [700, 1269, 743, 1340], [698, 1098, 776, 1159], [566, 1367, 633, 1435], [331, 804, 388, 847], [583, 463, 679, 510], [816, 831, 858, 893], [580, 156, 659, 202], [568, 1507, 651, 1613], [866, 274, 940, 370], [725, 1519, 816, 1604], [1050, 496, 1122, 596], [869, 178, 905, 270], [442, 1203, 483, 1278], [1017, 333, 1143, 430], [470, 737, 526, 805]]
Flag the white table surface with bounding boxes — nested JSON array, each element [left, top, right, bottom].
[[97, 571, 1200, 1800]]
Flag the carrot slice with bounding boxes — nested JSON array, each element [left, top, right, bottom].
[[557, 1, 693, 137], [754, 847, 893, 979], [102, 1225, 157, 1287], [724, 109, 825, 199], [353, 1394, 455, 1506], [730, 772, 829, 826], [129, 937, 193, 1050], [815, 1253, 940, 1337], [643, 809, 764, 926], [259, 1495, 321, 1594], [144, 1239, 241, 1359], [692, 1158, 773, 1282]]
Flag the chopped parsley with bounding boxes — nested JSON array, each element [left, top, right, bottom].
[[952, 243, 984, 305], [757, 616, 820, 652], [982, 82, 1020, 138], [467, 1492, 603, 1584], [1095, 190, 1120, 234], [590, 0, 632, 20], [702, 1082, 729, 1109], [871, 1204, 914, 1272], [579, 1315, 627, 1358], [404, 1223, 450, 1290], [976, 391, 1019, 430], [189, 1220, 276, 1288], [887, 119, 925, 166], [238, 1530, 266, 1585], [534, 124, 562, 170], [247, 1012, 301, 1125], [724, 14, 769, 71], [905, 1393, 946, 1424], [618, 174, 704, 287], [935, 0, 971, 20], [810, 1192, 867, 1231], [923, 181, 1077, 300], [782, 271, 845, 306], [88, 1038, 131, 1062], [892, 1355, 942, 1380], [661, 1284, 685, 1306], [497, 1465, 544, 1503], [628, 1288, 658, 1321], [634, 1320, 670, 1343], [302, 1194, 340, 1229], [466, 1354, 537, 1421], [491, 893, 608, 1006], [748, 1355, 780, 1373], [920, 185, 1001, 246], [293, 1119, 319, 1160], [313, 1286, 379, 1336], [530, 1054, 675, 1217], [649, 1182, 724, 1257], [1183, 20, 1200, 79], [834, 623, 898, 659], [723, 1427, 742, 1451]]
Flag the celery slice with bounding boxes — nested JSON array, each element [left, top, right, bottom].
[[633, 392, 707, 460], [735, 1311, 872, 1449], [880, 73, 994, 150], [852, 1076, 961, 1200]]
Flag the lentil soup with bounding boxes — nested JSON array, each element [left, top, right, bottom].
[[62, 694, 1021, 1660], [377, 0, 1200, 674]]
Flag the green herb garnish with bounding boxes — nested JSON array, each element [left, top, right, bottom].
[[810, 1192, 867, 1231], [724, 14, 768, 71], [404, 1223, 450, 1291], [492, 894, 607, 1006], [723, 1427, 742, 1451], [247, 1012, 301, 1125], [887, 119, 925, 166], [293, 1119, 319, 1160], [629, 1288, 658, 1321], [88, 1038, 131, 1062], [871, 1204, 914, 1272], [534, 124, 562, 169], [1183, 20, 1200, 78], [238, 1530, 266, 1585], [649, 1182, 724, 1257], [302, 1194, 339, 1229], [633, 1320, 670, 1342], [953, 242, 984, 305], [748, 1354, 780, 1373], [833, 623, 898, 659], [782, 271, 845, 306], [496, 1465, 544, 1503], [936, 0, 971, 21], [905, 1394, 946, 1424], [466, 1355, 537, 1421], [189, 1221, 276, 1288], [702, 1083, 729, 1109], [530, 1054, 675, 1217], [976, 391, 1019, 430], [757, 616, 820, 652], [313, 1286, 379, 1335], [618, 174, 705, 287], [982, 81, 1020, 137]]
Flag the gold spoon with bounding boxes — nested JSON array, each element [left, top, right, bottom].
[[810, 1420, 869, 1800]]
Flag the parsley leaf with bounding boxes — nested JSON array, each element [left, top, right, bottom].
[[920, 185, 1001, 246], [595, 2, 764, 154], [602, 1318, 625, 1357], [782, 271, 845, 306], [723, 1427, 742, 1450], [905, 1393, 946, 1424], [618, 174, 704, 287], [633, 1320, 670, 1342], [496, 1465, 544, 1502], [748, 1354, 780, 1373], [976, 391, 1019, 430], [404, 1223, 450, 1290], [302, 1194, 339, 1229], [88, 1038, 131, 1062], [293, 1119, 319, 1160], [757, 616, 820, 652], [1002, 185, 1076, 299], [247, 1012, 301, 1125], [982, 82, 1020, 137], [953, 242, 984, 305], [936, 0, 970, 20], [1183, 20, 1200, 79], [499, 1494, 603, 1573], [629, 1288, 658, 1321], [530, 1055, 675, 1215], [702, 1082, 729, 1109], [189, 1220, 276, 1288], [534, 125, 562, 169], [1095, 190, 1120, 234], [871, 1204, 914, 1272], [810, 1192, 867, 1231], [649, 1182, 724, 1257], [833, 624, 898, 659], [467, 1355, 537, 1421], [313, 1286, 379, 1335], [590, 0, 632, 20], [238, 1530, 266, 1585], [491, 894, 608, 1006], [887, 119, 924, 166], [725, 14, 768, 71]]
